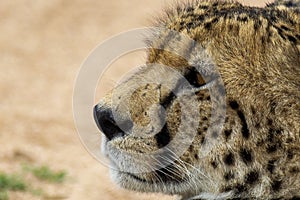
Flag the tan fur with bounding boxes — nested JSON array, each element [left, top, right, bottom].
[[95, 0, 300, 199]]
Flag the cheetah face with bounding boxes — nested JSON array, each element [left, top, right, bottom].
[[94, 39, 227, 198], [90, 0, 300, 199]]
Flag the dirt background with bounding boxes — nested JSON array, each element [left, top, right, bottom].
[[0, 0, 268, 199]]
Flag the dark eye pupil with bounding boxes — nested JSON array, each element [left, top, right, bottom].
[[184, 67, 206, 87]]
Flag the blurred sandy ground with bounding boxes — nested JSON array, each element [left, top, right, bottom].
[[0, 0, 268, 199]]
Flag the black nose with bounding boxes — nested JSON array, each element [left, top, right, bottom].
[[93, 105, 132, 140]]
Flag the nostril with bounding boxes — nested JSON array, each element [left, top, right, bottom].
[[93, 105, 132, 141]]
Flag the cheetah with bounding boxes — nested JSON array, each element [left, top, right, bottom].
[[94, 0, 300, 199]]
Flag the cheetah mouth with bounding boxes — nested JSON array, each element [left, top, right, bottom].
[[125, 172, 181, 184], [125, 172, 150, 183], [122, 163, 185, 184]]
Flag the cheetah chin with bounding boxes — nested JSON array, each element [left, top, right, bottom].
[[94, 0, 300, 199]]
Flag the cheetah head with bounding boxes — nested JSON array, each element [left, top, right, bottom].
[[93, 1, 300, 199], [93, 27, 232, 199]]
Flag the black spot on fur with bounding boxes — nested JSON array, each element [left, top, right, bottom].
[[245, 171, 259, 185], [225, 117, 229, 123], [187, 22, 194, 29], [229, 100, 239, 110], [268, 129, 275, 141], [223, 152, 235, 166], [211, 161, 218, 169], [271, 180, 282, 191], [266, 144, 277, 153], [200, 136, 205, 144], [196, 91, 206, 100], [267, 159, 276, 174], [289, 167, 299, 174], [261, 36, 266, 44], [276, 128, 283, 134], [254, 21, 261, 30], [154, 125, 171, 148], [256, 139, 264, 146], [287, 150, 294, 160], [287, 35, 297, 43], [224, 129, 232, 140], [237, 16, 248, 22], [204, 22, 212, 30], [197, 96, 204, 101], [255, 122, 260, 128], [267, 118, 273, 126], [236, 183, 246, 193], [239, 148, 253, 164], [270, 101, 277, 113], [198, 129, 202, 135], [211, 18, 219, 24], [251, 106, 256, 115], [237, 110, 250, 139], [197, 15, 205, 21], [224, 172, 235, 181]]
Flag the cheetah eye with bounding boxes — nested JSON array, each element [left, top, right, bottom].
[[184, 66, 207, 88]]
